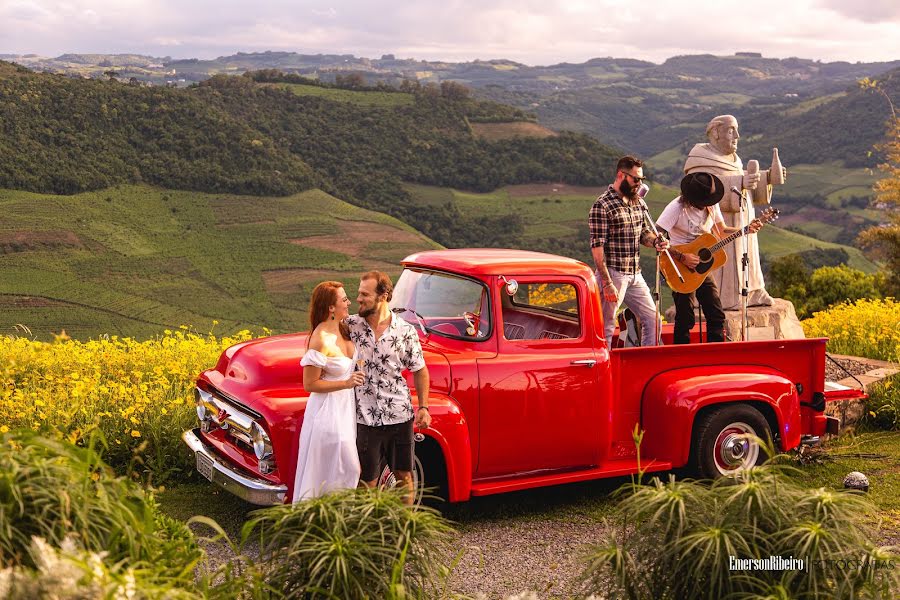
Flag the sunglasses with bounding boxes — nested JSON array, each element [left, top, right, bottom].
[[619, 171, 646, 184]]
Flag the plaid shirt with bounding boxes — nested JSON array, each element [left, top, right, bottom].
[[589, 185, 650, 274], [347, 313, 426, 427]]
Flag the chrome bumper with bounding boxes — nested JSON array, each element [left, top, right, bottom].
[[182, 428, 288, 505]]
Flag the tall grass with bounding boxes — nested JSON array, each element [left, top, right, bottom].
[[243, 487, 457, 599], [865, 374, 900, 430], [580, 451, 900, 599], [0, 430, 201, 582]]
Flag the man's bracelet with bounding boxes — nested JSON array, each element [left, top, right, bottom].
[[417, 406, 429, 412]]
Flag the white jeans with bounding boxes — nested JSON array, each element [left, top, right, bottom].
[[599, 268, 661, 347]]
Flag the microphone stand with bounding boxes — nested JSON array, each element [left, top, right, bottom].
[[733, 187, 750, 341], [639, 199, 684, 346]]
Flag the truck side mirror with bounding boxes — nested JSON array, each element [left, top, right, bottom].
[[499, 276, 518, 296]]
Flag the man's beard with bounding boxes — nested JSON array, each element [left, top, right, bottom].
[[358, 306, 375, 318], [620, 179, 638, 200]]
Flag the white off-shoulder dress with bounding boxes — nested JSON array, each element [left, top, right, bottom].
[[292, 349, 361, 502]]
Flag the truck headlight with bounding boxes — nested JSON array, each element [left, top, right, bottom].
[[251, 421, 273, 460]]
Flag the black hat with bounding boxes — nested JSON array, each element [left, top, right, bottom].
[[680, 172, 724, 207]]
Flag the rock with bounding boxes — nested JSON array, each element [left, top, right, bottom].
[[843, 471, 869, 492], [663, 297, 805, 341]]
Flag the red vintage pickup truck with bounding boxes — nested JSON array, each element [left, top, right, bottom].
[[182, 249, 854, 505]]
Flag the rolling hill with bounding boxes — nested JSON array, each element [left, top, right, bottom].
[[0, 54, 889, 339], [0, 61, 620, 251], [0, 185, 441, 341]]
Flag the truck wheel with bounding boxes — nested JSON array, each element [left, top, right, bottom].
[[692, 405, 771, 478], [377, 455, 424, 505]]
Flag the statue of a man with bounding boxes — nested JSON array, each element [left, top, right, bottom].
[[683, 115, 786, 309]]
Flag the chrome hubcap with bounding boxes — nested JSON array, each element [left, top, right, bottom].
[[720, 434, 749, 465], [714, 422, 758, 475]]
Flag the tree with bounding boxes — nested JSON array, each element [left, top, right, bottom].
[[857, 79, 899, 295], [440, 80, 470, 101]]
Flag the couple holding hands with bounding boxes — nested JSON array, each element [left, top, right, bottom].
[[291, 271, 431, 505]]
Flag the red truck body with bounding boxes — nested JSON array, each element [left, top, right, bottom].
[[182, 249, 847, 505]]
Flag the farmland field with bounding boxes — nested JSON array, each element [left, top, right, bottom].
[[271, 82, 415, 107], [0, 185, 440, 341]]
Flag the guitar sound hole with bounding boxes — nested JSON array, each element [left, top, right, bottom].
[[695, 248, 713, 275]]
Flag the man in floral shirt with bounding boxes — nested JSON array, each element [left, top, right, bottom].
[[347, 270, 430, 503]]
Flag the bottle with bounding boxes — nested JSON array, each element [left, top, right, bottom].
[[770, 148, 784, 185]]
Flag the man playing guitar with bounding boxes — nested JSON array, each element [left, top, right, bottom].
[[656, 172, 764, 344]]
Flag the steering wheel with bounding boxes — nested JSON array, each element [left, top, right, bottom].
[[462, 311, 480, 336]]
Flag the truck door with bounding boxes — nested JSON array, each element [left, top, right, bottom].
[[476, 276, 603, 477]]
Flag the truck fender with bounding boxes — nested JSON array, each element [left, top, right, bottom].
[[640, 365, 800, 468], [416, 392, 472, 502]]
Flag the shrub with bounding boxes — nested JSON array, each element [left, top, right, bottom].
[[0, 430, 200, 583], [0, 328, 255, 482], [770, 259, 888, 319], [801, 297, 900, 361], [580, 460, 899, 599], [243, 487, 457, 599]]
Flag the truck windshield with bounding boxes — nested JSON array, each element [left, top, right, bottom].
[[391, 269, 491, 340]]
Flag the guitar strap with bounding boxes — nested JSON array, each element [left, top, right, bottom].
[[707, 206, 724, 240]]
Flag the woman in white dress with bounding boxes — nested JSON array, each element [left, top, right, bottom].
[[292, 281, 365, 502]]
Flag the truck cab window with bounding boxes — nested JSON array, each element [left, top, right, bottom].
[[391, 269, 491, 340], [502, 282, 581, 341]]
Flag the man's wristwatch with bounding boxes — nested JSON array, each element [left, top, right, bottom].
[[417, 406, 429, 412]]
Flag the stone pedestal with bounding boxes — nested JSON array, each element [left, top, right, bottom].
[[664, 297, 805, 341]]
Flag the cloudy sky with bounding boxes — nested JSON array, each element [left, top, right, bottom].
[[2, 0, 899, 65]]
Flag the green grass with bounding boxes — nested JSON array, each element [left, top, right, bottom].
[[787, 219, 845, 241], [696, 92, 754, 105], [0, 185, 440, 341], [790, 430, 900, 525], [783, 162, 876, 197], [782, 92, 847, 117], [273, 82, 414, 107], [756, 226, 877, 272]]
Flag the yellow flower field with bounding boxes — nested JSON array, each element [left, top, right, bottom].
[[801, 297, 900, 362], [0, 328, 256, 482]]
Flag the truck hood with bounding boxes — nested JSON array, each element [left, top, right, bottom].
[[201, 332, 452, 418]]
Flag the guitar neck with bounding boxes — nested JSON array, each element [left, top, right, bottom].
[[710, 224, 754, 252]]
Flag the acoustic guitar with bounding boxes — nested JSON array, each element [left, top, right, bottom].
[[660, 207, 779, 294]]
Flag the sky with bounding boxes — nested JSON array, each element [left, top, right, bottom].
[[2, 0, 899, 65]]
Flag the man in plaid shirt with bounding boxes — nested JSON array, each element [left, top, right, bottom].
[[589, 155, 669, 347]]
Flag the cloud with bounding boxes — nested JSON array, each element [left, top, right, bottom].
[[816, 0, 900, 24], [0, 0, 898, 64]]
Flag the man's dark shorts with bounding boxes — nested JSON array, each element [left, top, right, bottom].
[[357, 418, 415, 482]]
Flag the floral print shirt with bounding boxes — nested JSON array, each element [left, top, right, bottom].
[[346, 313, 426, 426]]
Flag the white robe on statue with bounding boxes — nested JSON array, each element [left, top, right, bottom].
[[684, 143, 774, 309]]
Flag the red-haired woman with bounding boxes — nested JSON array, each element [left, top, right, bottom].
[[292, 281, 365, 501]]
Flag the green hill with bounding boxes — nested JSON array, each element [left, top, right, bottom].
[[0, 185, 440, 341], [0, 62, 318, 195], [3, 179, 872, 341], [0, 61, 620, 250]]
